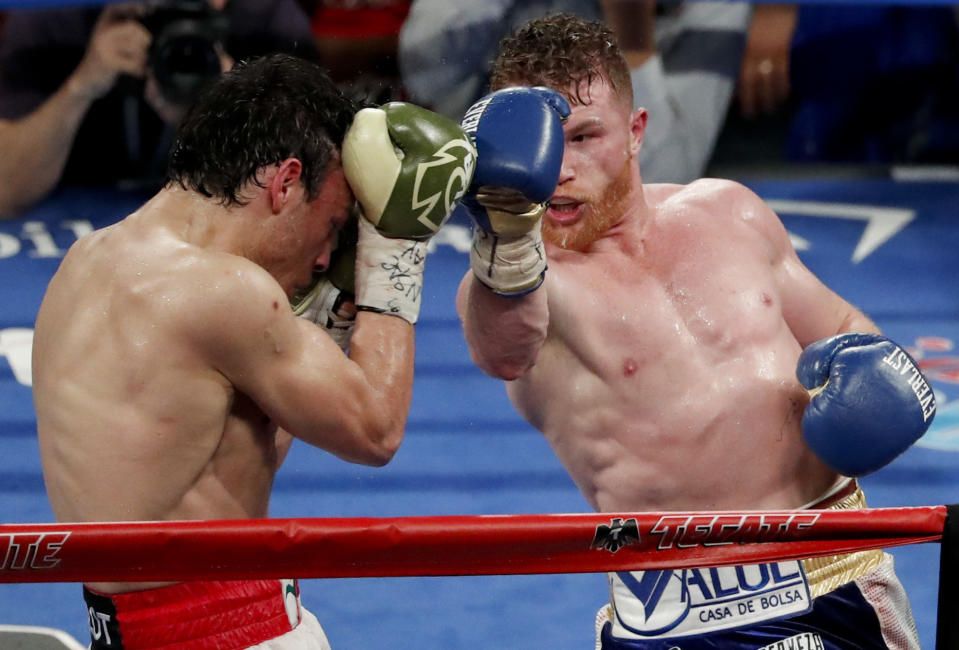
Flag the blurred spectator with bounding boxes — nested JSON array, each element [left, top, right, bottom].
[[735, 3, 796, 120], [602, 0, 751, 183], [0, 0, 317, 219], [299, 0, 411, 104], [399, 0, 751, 184], [399, 0, 598, 122], [728, 3, 959, 166]]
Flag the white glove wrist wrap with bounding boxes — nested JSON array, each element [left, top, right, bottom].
[[295, 280, 355, 352], [355, 217, 427, 324], [470, 225, 546, 296]]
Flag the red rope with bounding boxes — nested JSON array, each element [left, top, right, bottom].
[[0, 506, 945, 583]]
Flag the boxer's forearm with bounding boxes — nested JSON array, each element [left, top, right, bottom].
[[457, 273, 548, 381]]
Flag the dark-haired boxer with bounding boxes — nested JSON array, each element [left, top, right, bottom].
[[33, 53, 474, 649]]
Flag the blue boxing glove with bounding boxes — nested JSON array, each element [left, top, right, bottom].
[[459, 86, 570, 295], [797, 333, 937, 476]]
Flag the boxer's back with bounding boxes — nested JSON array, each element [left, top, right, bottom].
[[33, 204, 279, 542]]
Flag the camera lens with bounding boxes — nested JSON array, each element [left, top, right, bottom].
[[153, 32, 220, 105], [147, 5, 227, 107]]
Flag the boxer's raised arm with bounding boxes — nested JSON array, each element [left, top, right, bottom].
[[455, 87, 567, 380]]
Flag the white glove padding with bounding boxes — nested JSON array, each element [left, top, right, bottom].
[[354, 217, 428, 324], [468, 187, 547, 296], [474, 186, 546, 237], [293, 277, 355, 352]]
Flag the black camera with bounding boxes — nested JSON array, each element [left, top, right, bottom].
[[142, 1, 229, 106]]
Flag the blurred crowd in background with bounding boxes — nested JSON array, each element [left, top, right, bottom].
[[0, 0, 957, 220]]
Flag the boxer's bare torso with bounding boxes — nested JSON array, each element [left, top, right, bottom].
[[34, 200, 284, 592], [32, 180, 356, 593], [460, 179, 876, 515], [511, 180, 848, 513]]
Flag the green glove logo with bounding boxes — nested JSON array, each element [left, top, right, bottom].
[[410, 137, 476, 235]]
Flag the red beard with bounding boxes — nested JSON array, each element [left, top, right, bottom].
[[542, 156, 633, 252]]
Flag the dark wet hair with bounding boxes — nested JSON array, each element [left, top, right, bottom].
[[167, 53, 357, 206], [490, 13, 632, 107]]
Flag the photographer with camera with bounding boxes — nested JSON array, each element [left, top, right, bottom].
[[0, 0, 317, 219]]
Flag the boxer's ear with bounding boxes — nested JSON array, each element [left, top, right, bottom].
[[269, 158, 303, 214], [629, 107, 647, 156]]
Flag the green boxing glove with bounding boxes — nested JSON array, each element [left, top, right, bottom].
[[291, 216, 358, 352], [342, 102, 476, 324]]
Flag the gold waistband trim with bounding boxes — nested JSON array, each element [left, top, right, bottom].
[[801, 482, 884, 598]]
